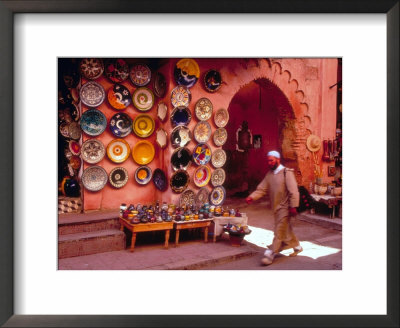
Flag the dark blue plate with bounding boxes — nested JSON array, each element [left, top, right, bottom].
[[109, 112, 132, 137], [170, 106, 191, 127], [152, 168, 168, 191]]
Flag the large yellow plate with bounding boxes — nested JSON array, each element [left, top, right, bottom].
[[132, 140, 155, 165], [133, 114, 155, 138]]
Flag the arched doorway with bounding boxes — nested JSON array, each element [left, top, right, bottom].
[[222, 78, 298, 198]]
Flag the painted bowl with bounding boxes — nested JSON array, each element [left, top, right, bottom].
[[132, 87, 154, 112], [194, 97, 213, 121], [107, 84, 131, 110], [179, 189, 195, 208], [81, 139, 105, 164], [82, 166, 108, 192], [106, 138, 131, 163], [109, 112, 133, 137], [170, 125, 192, 148], [109, 167, 129, 188], [171, 147, 192, 171], [104, 59, 129, 83], [131, 140, 155, 165], [204, 69, 222, 93], [79, 58, 104, 80], [170, 169, 190, 193], [194, 121, 212, 143], [174, 58, 200, 88], [170, 86, 191, 108], [133, 114, 155, 138], [152, 168, 168, 191], [80, 81, 105, 107], [213, 127, 227, 147], [193, 165, 211, 187], [170, 106, 191, 127], [80, 108, 107, 136], [210, 186, 226, 206], [214, 108, 229, 128], [211, 149, 227, 168], [135, 166, 153, 185], [192, 143, 212, 166], [129, 63, 151, 87], [211, 168, 226, 187]]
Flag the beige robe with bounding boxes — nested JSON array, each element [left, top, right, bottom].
[[249, 167, 301, 253]]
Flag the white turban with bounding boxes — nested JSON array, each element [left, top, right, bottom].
[[267, 150, 280, 158]]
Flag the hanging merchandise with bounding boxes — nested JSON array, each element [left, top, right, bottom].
[[80, 81, 106, 108], [153, 72, 167, 98], [195, 187, 210, 208], [104, 59, 129, 83], [170, 169, 190, 193], [81, 139, 105, 164], [210, 185, 226, 206], [79, 58, 104, 80], [59, 122, 70, 138], [203, 69, 222, 93], [129, 63, 151, 87], [109, 167, 129, 188], [107, 84, 132, 110], [69, 140, 81, 156], [211, 149, 227, 168], [69, 155, 81, 170], [82, 166, 108, 192], [179, 189, 195, 208], [171, 126, 192, 148], [133, 114, 155, 138], [171, 86, 191, 108], [131, 140, 155, 165], [214, 108, 229, 128], [213, 127, 228, 147], [174, 58, 200, 88], [68, 122, 81, 140], [61, 176, 81, 197], [80, 108, 107, 136], [193, 165, 211, 187], [152, 168, 168, 191], [192, 143, 212, 166], [132, 87, 154, 112], [157, 102, 168, 122], [170, 106, 191, 127], [171, 147, 192, 171], [109, 112, 133, 138], [155, 128, 168, 149], [194, 97, 213, 121], [193, 121, 212, 143], [211, 168, 226, 187], [106, 138, 131, 163], [135, 166, 153, 185]]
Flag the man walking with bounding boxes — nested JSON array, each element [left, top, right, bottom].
[[246, 150, 303, 265]]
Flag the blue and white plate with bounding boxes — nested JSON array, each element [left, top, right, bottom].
[[109, 112, 132, 137]]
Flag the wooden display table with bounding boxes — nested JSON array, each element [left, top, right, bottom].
[[173, 219, 213, 246], [212, 214, 248, 242], [119, 217, 173, 252], [310, 194, 342, 219]]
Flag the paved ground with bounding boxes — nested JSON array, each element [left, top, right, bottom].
[[58, 197, 342, 270]]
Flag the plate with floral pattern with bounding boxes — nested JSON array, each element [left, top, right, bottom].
[[131, 140, 155, 165], [210, 186, 226, 206], [179, 189, 195, 208], [214, 108, 229, 128], [204, 69, 222, 93], [195, 187, 210, 208], [80, 108, 107, 136], [195, 98, 213, 121], [194, 121, 212, 143], [135, 166, 153, 185], [82, 166, 108, 192], [171, 86, 191, 108], [129, 63, 151, 86], [211, 168, 226, 187], [192, 143, 212, 166], [153, 72, 167, 98], [193, 165, 211, 187], [170, 169, 190, 193], [104, 59, 129, 83], [80, 81, 105, 107], [211, 149, 226, 168], [170, 106, 191, 127], [106, 138, 131, 163], [109, 112, 133, 138], [107, 84, 132, 110], [213, 127, 227, 146], [80, 58, 104, 80], [171, 126, 192, 148], [132, 87, 154, 112], [109, 167, 129, 188], [174, 58, 200, 88], [81, 139, 105, 164], [171, 147, 192, 171], [133, 114, 155, 138]]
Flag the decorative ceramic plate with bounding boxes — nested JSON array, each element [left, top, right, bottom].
[[59, 122, 70, 138], [204, 69, 222, 93], [192, 143, 212, 166], [69, 155, 81, 170], [152, 168, 168, 191], [157, 102, 168, 122], [211, 149, 226, 168], [170, 106, 191, 127], [179, 189, 195, 208], [170, 86, 191, 108], [211, 168, 226, 187], [80, 58, 104, 80], [69, 140, 81, 156], [132, 87, 154, 112], [67, 122, 81, 140], [131, 140, 155, 165], [106, 138, 131, 163], [80, 108, 107, 136], [194, 121, 212, 143], [153, 72, 167, 98], [82, 166, 108, 192], [193, 165, 211, 187], [195, 98, 213, 121], [133, 114, 155, 138], [104, 59, 129, 83], [171, 147, 192, 171], [81, 139, 105, 164], [107, 84, 131, 110], [209, 186, 226, 206], [170, 169, 190, 193], [109, 112, 133, 138], [108, 167, 128, 188], [195, 187, 210, 208], [80, 81, 105, 107], [129, 63, 151, 86], [174, 58, 200, 88], [213, 127, 228, 147], [214, 108, 229, 128], [156, 128, 168, 148], [171, 126, 192, 148], [135, 166, 153, 185]]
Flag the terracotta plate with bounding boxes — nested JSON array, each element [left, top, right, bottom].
[[109, 112, 133, 138], [153, 72, 167, 98], [171, 86, 191, 108], [213, 127, 228, 147], [170, 169, 190, 193], [195, 97, 213, 121], [107, 84, 132, 110], [157, 102, 168, 122], [192, 143, 212, 166], [152, 168, 168, 191], [179, 189, 195, 208], [193, 165, 211, 187], [69, 155, 81, 170], [204, 69, 222, 93], [109, 167, 129, 188], [80, 81, 105, 107], [209, 186, 226, 206], [156, 128, 168, 149], [133, 114, 155, 138], [214, 108, 229, 128], [170, 106, 191, 127], [132, 87, 154, 112], [80, 58, 104, 80], [80, 108, 107, 136], [194, 121, 212, 143], [171, 126, 192, 148], [69, 140, 81, 156], [211, 149, 227, 168], [106, 138, 131, 163], [82, 166, 108, 192], [211, 168, 226, 187], [171, 147, 192, 171], [81, 139, 105, 164], [135, 166, 153, 185], [195, 187, 210, 208], [174, 58, 200, 88], [132, 140, 155, 165], [104, 59, 129, 83], [129, 63, 151, 87]]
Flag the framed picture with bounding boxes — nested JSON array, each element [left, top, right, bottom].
[[1, 1, 398, 327]]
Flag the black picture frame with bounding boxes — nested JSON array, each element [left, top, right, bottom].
[[0, 1, 398, 327]]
